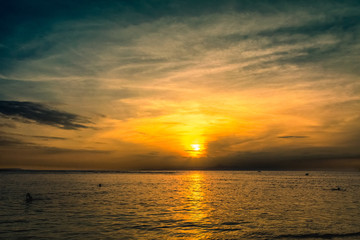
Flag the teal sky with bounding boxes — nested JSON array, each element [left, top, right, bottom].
[[0, 0, 360, 170]]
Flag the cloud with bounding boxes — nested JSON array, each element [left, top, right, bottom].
[[0, 78, 57, 101], [0, 130, 67, 141], [39, 147, 110, 154], [0, 133, 109, 154], [0, 122, 16, 128], [0, 135, 29, 147], [31, 135, 67, 140], [278, 136, 308, 139], [0, 101, 90, 129], [0, 1, 359, 170], [2, 1, 359, 83], [206, 146, 360, 170]]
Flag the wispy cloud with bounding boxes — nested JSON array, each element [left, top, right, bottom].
[[278, 136, 308, 139], [0, 1, 359, 169], [0, 135, 29, 147]]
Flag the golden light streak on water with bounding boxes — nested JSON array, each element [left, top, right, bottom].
[[179, 172, 211, 238]]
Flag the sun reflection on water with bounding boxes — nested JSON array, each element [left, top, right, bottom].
[[188, 173, 205, 221], [178, 172, 212, 238]]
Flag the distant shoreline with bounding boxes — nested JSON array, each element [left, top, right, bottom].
[[0, 169, 178, 174], [0, 168, 358, 173]]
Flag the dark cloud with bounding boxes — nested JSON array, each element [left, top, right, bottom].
[[40, 147, 110, 154], [206, 147, 360, 170], [0, 134, 109, 154], [31, 135, 67, 140], [0, 135, 29, 147], [278, 136, 308, 139], [0, 130, 67, 141], [0, 101, 90, 129], [205, 132, 360, 170]]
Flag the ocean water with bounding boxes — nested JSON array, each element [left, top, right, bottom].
[[0, 171, 359, 239]]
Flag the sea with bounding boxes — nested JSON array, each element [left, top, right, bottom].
[[0, 170, 359, 239]]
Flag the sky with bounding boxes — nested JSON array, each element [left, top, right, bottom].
[[0, 0, 359, 170]]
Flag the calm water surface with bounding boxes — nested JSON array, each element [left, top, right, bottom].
[[0, 171, 359, 239]]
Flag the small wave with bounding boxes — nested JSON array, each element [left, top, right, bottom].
[[0, 219, 28, 224], [158, 219, 179, 224], [221, 221, 241, 226], [123, 224, 153, 230], [275, 232, 360, 239], [178, 223, 200, 228], [211, 228, 242, 232]]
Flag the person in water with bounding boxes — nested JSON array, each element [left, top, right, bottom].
[[26, 193, 33, 202]]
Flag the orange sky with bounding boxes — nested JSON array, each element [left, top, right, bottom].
[[0, 1, 359, 170]]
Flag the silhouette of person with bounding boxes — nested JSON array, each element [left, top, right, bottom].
[[26, 193, 33, 202]]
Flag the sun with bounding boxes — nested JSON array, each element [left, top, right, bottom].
[[191, 144, 201, 151], [187, 143, 204, 158]]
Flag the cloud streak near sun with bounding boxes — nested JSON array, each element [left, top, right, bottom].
[[0, 0, 359, 170]]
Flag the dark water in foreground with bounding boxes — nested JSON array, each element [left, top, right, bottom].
[[0, 171, 359, 239]]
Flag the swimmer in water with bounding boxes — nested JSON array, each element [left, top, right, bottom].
[[26, 193, 33, 202]]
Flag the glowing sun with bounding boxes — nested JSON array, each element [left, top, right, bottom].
[[191, 144, 201, 151]]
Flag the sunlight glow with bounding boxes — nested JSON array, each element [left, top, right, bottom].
[[98, 97, 264, 160], [187, 143, 204, 158], [191, 144, 201, 151]]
